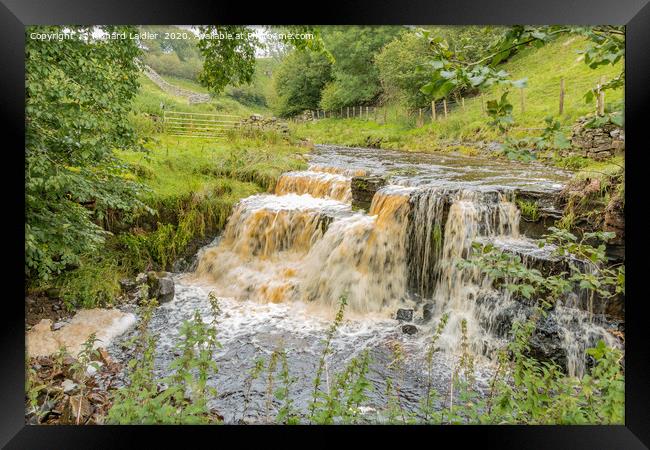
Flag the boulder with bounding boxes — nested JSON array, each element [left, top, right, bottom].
[[396, 308, 414, 322], [422, 303, 434, 322], [119, 278, 138, 293], [146, 271, 175, 303], [401, 324, 418, 335]]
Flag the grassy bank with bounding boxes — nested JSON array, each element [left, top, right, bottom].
[[292, 36, 623, 151], [47, 129, 309, 310]]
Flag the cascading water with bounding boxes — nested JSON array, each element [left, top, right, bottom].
[[112, 145, 621, 421], [275, 170, 352, 202], [407, 188, 523, 355], [298, 186, 414, 313], [191, 156, 618, 377]]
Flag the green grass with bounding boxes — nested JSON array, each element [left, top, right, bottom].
[[293, 36, 624, 151], [159, 74, 211, 93], [133, 74, 269, 117]]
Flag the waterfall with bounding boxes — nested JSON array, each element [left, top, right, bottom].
[[275, 171, 352, 202], [297, 186, 413, 313], [191, 157, 620, 378]]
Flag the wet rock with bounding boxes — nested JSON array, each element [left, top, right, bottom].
[[119, 278, 138, 293], [401, 324, 418, 335], [513, 188, 564, 240], [422, 303, 434, 322], [604, 194, 625, 244], [135, 272, 147, 284], [146, 271, 175, 303], [351, 176, 387, 211], [527, 315, 568, 370], [396, 308, 414, 322]]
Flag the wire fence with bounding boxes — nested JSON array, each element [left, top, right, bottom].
[[289, 76, 609, 132]]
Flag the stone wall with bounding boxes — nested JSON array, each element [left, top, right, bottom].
[[570, 117, 624, 161], [237, 114, 290, 135], [143, 65, 212, 104]]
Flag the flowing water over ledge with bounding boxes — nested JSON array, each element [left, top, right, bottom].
[[109, 144, 621, 423]]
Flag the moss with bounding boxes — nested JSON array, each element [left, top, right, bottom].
[[517, 199, 541, 222]]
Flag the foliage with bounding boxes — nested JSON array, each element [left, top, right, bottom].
[[271, 50, 333, 117], [375, 31, 434, 108], [139, 25, 203, 80], [486, 92, 515, 133], [225, 58, 278, 108], [295, 35, 623, 150], [273, 349, 301, 424], [25, 26, 152, 283], [318, 26, 404, 109], [517, 199, 540, 222], [107, 296, 222, 424], [309, 349, 373, 425], [459, 227, 623, 304], [420, 28, 528, 101], [476, 314, 624, 424], [421, 25, 624, 115], [53, 253, 125, 309], [308, 294, 348, 422], [196, 26, 260, 95]]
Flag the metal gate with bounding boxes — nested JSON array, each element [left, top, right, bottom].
[[163, 110, 241, 138]]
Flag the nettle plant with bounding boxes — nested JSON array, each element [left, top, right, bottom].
[[107, 294, 222, 424]]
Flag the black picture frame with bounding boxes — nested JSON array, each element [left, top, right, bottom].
[[2, 1, 648, 447]]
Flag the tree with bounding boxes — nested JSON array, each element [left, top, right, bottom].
[[319, 26, 404, 110], [139, 25, 203, 80], [271, 50, 332, 117], [196, 26, 260, 95], [25, 26, 151, 282], [375, 30, 434, 108]]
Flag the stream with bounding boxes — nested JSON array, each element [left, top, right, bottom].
[[109, 144, 621, 423]]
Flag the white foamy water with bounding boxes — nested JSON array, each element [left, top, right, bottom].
[[110, 277, 493, 423]]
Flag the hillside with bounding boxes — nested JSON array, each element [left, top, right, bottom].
[[292, 36, 624, 150]]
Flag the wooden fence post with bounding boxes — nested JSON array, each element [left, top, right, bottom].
[[419, 108, 422, 126], [366, 106, 369, 120], [597, 76, 606, 116], [346, 106, 350, 119], [461, 97, 465, 111], [432, 100, 436, 122], [559, 78, 565, 115], [443, 99, 448, 119]]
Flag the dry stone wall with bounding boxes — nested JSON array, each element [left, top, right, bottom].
[[570, 117, 624, 161], [143, 65, 211, 104]]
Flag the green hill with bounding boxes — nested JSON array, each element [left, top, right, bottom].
[[292, 35, 624, 150]]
